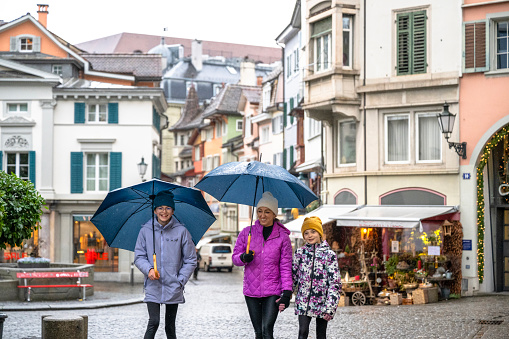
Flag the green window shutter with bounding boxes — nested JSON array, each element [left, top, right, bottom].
[[33, 37, 41, 52], [109, 152, 122, 190], [283, 102, 287, 128], [29, 151, 36, 186], [152, 154, 161, 179], [283, 148, 287, 170], [153, 107, 161, 130], [464, 20, 489, 73], [289, 146, 294, 167], [397, 13, 411, 75], [290, 98, 294, 124], [74, 103, 85, 124], [70, 152, 83, 193], [397, 11, 427, 75], [0, 151, 3, 170], [412, 11, 427, 74], [108, 103, 118, 124]]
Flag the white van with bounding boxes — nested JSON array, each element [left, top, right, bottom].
[[199, 243, 233, 272]]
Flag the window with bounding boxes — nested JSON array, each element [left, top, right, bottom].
[[222, 120, 227, 135], [343, 16, 353, 67], [334, 190, 357, 205], [273, 152, 283, 167], [205, 128, 213, 141], [87, 104, 107, 123], [216, 121, 222, 138], [86, 153, 109, 192], [180, 134, 186, 146], [20, 37, 33, 52], [309, 118, 321, 139], [52, 65, 63, 76], [263, 85, 271, 111], [287, 54, 292, 78], [236, 119, 243, 131], [294, 49, 299, 73], [175, 162, 179, 171], [497, 21, 509, 69], [213, 155, 220, 169], [338, 120, 356, 165], [245, 116, 251, 137], [213, 83, 222, 96], [397, 10, 427, 75], [464, 21, 488, 72], [417, 113, 441, 162], [272, 115, 283, 134], [312, 17, 332, 72], [260, 126, 270, 144], [194, 146, 201, 161], [385, 114, 410, 163], [239, 204, 250, 219], [7, 103, 28, 115], [6, 153, 29, 180]]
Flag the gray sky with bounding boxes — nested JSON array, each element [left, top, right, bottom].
[[2, 0, 296, 47]]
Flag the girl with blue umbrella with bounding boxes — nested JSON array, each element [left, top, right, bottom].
[[134, 190, 197, 339]]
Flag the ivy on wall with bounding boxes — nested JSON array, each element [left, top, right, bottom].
[[476, 126, 509, 283]]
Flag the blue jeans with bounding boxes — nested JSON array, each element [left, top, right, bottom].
[[144, 302, 178, 339], [244, 295, 280, 339]]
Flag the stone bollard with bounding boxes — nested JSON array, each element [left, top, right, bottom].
[[0, 313, 8, 339], [42, 315, 87, 339]]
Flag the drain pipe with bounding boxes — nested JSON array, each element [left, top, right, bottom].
[[363, 0, 368, 204]]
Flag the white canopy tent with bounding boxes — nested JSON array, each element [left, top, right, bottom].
[[284, 205, 360, 238], [333, 205, 460, 232]]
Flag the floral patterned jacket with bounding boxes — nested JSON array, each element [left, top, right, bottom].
[[293, 240, 341, 319]]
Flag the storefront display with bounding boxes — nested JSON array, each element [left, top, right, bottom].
[[1, 228, 39, 263], [73, 215, 118, 272]]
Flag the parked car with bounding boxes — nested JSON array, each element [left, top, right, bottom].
[[199, 243, 233, 272]]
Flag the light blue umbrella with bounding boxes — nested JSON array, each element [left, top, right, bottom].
[[195, 161, 318, 252], [91, 179, 216, 266]]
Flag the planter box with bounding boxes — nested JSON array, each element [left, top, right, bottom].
[[390, 293, 402, 305], [17, 262, 50, 269], [413, 287, 438, 304]]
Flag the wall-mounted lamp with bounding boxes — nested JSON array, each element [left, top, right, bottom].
[[137, 157, 148, 182], [436, 103, 467, 159]]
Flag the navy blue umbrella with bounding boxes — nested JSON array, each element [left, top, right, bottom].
[[195, 161, 318, 252], [91, 179, 216, 253]]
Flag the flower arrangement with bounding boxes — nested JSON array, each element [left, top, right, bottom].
[[420, 229, 442, 246]]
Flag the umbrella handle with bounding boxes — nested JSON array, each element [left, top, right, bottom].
[[153, 254, 160, 279]]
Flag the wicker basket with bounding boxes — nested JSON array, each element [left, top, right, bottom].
[[338, 295, 350, 307], [427, 287, 438, 303], [390, 293, 402, 305], [413, 288, 428, 304]]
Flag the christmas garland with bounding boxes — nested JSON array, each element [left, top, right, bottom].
[[476, 125, 509, 283]]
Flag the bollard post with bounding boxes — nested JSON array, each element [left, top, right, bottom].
[[130, 262, 134, 286], [42, 315, 85, 339], [0, 313, 8, 339]]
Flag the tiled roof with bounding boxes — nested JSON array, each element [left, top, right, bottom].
[[202, 84, 261, 118], [82, 53, 162, 78], [76, 33, 281, 64]]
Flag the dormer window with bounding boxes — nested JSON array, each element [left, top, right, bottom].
[[10, 35, 41, 53]]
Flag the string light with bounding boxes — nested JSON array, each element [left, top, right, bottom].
[[476, 126, 509, 283]]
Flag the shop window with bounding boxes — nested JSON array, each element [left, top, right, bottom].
[[380, 188, 445, 205], [73, 215, 118, 272], [1, 228, 38, 263], [334, 190, 357, 205]]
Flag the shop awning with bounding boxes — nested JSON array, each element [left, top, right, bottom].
[[333, 205, 459, 232], [284, 205, 360, 238], [295, 158, 321, 173]]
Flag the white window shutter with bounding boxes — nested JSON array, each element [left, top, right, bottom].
[[33, 37, 41, 52], [10, 37, 17, 51]]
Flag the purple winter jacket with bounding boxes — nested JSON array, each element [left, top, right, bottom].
[[233, 220, 293, 298]]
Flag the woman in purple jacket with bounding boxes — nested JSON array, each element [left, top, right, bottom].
[[233, 192, 293, 339]]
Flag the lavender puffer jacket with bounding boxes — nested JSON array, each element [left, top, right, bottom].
[[233, 220, 293, 298]]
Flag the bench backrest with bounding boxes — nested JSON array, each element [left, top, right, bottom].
[[16, 272, 89, 279]]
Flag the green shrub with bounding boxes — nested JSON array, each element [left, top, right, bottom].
[[0, 172, 46, 249]]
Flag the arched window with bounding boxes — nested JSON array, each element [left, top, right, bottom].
[[380, 188, 445, 205], [334, 189, 357, 205]]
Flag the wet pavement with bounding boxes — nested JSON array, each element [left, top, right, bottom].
[[2, 267, 509, 338]]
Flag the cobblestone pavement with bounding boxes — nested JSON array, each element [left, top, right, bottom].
[[2, 268, 509, 339]]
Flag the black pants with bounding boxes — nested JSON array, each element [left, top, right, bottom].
[[298, 315, 328, 339], [244, 295, 280, 339], [144, 302, 179, 339]]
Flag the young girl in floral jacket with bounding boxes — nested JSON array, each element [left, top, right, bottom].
[[292, 216, 341, 339]]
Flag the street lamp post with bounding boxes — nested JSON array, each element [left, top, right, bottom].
[[137, 157, 148, 182], [436, 103, 467, 159]]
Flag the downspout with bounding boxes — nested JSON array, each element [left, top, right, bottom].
[[363, 0, 368, 204], [276, 40, 286, 170]]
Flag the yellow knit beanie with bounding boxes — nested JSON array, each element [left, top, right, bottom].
[[301, 216, 323, 239]]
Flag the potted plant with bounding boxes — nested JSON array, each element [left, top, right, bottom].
[[17, 257, 50, 268]]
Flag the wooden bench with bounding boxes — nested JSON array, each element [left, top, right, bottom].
[[16, 271, 93, 302]]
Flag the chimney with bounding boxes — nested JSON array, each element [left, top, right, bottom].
[[239, 58, 256, 86], [37, 4, 49, 28], [191, 39, 203, 72]]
